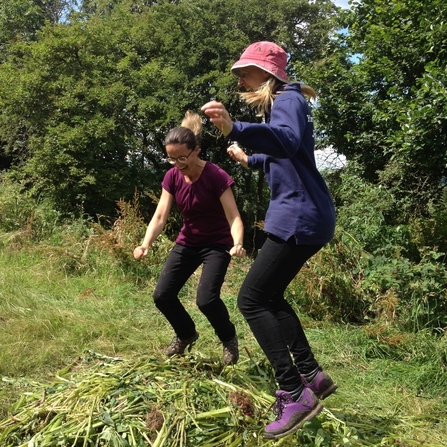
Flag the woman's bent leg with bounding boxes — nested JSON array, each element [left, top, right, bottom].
[[237, 236, 322, 391], [195, 246, 235, 342], [153, 244, 201, 339]]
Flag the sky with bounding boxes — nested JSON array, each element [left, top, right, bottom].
[[333, 0, 351, 9], [315, 148, 347, 170]]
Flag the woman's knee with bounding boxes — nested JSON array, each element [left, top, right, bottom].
[[237, 282, 273, 318], [237, 288, 253, 316], [196, 290, 220, 312], [196, 299, 215, 316], [153, 288, 174, 308]]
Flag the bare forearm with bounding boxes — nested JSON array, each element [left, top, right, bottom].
[[141, 218, 165, 248], [133, 217, 166, 260], [229, 217, 246, 257]]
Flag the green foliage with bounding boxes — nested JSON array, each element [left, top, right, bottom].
[[302, 0, 447, 219], [362, 249, 447, 331], [409, 193, 447, 256], [332, 163, 399, 254], [0, 176, 37, 233], [292, 228, 370, 324], [288, 166, 447, 332], [0, 175, 62, 241], [294, 228, 447, 331], [0, 0, 79, 66], [0, 0, 337, 223]]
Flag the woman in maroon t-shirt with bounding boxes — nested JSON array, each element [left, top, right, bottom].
[[133, 111, 245, 365]]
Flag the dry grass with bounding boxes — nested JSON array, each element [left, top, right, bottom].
[[1, 215, 446, 445]]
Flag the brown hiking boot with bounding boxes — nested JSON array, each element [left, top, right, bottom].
[[165, 332, 199, 357], [222, 335, 239, 365]]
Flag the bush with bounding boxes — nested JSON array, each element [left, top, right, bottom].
[[409, 197, 447, 258], [291, 228, 371, 324], [291, 228, 447, 332]]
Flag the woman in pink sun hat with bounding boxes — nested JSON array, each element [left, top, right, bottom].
[[230, 41, 290, 83], [202, 41, 337, 440]]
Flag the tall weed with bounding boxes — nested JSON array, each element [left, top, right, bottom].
[[31, 192, 174, 285], [305, 166, 447, 332], [0, 176, 61, 243], [332, 164, 396, 254], [292, 228, 372, 323]]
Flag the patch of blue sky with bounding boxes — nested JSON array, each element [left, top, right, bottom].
[[332, 0, 361, 63], [333, 0, 351, 9]]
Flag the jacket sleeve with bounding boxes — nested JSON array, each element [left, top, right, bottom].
[[228, 92, 309, 159], [248, 153, 267, 169]]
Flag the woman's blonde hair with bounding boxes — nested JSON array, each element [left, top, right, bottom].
[[181, 110, 203, 142], [165, 110, 203, 148], [239, 77, 316, 116]]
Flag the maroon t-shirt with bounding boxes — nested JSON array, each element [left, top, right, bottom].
[[162, 162, 234, 247]]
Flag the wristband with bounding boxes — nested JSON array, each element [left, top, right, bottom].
[[234, 243, 243, 248]]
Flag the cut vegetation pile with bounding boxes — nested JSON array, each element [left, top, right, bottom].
[[1, 349, 447, 446], [1, 351, 272, 446]]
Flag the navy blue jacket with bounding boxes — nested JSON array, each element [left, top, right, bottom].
[[228, 83, 335, 245]]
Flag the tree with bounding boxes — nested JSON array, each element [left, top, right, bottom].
[[0, 0, 77, 54], [302, 0, 447, 219], [0, 0, 338, 225]]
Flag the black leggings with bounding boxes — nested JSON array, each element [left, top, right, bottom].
[[153, 244, 236, 342], [238, 234, 323, 392]]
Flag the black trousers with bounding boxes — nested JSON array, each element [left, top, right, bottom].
[[153, 243, 236, 343], [238, 234, 323, 392]]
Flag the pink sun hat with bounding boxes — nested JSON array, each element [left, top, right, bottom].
[[231, 41, 289, 83]]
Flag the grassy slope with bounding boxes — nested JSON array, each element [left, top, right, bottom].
[[1, 242, 446, 446]]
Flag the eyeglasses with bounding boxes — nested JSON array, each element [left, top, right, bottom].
[[166, 148, 194, 165]]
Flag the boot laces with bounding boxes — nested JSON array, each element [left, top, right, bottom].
[[270, 392, 292, 420], [169, 336, 182, 351]]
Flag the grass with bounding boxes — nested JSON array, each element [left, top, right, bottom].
[[1, 231, 446, 446]]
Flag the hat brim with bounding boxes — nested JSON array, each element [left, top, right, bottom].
[[231, 62, 289, 84]]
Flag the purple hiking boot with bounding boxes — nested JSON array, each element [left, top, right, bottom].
[[263, 389, 323, 440], [300, 367, 337, 400]]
